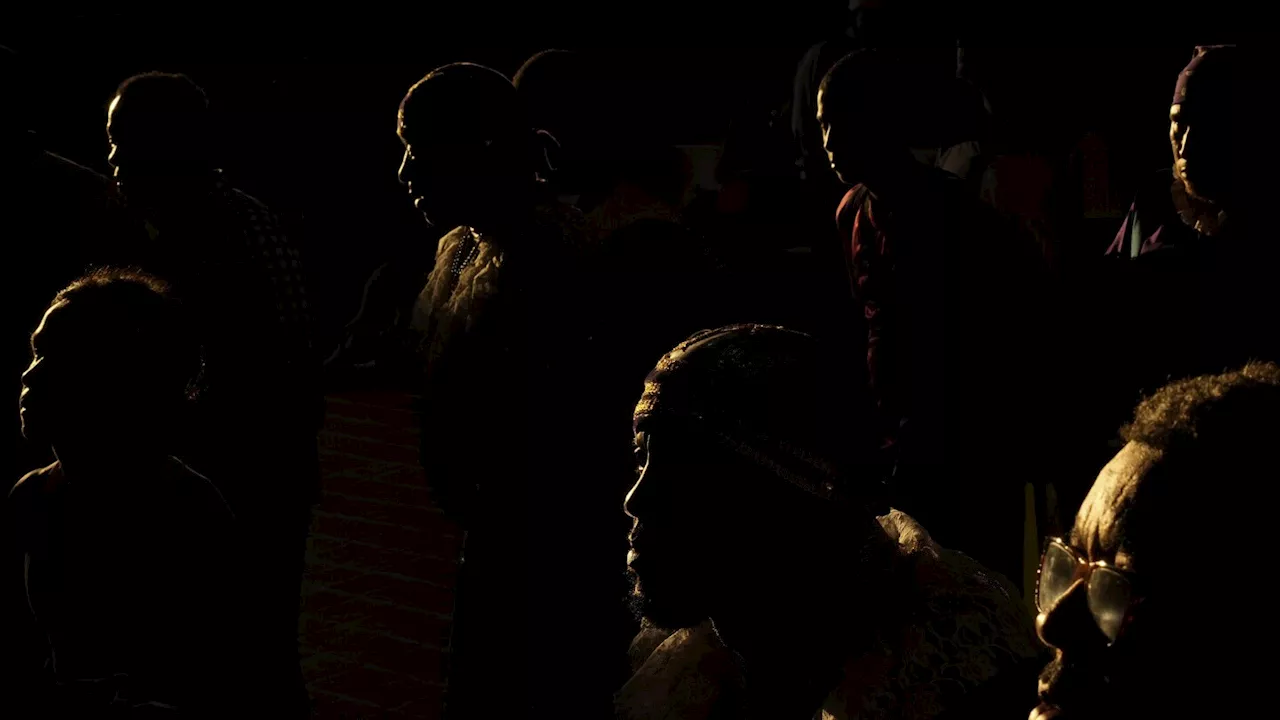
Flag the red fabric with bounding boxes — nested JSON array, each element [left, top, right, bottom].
[[836, 185, 899, 447]]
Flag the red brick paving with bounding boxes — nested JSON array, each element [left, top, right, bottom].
[[302, 393, 462, 720]]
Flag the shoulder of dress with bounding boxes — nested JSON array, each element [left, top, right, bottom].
[[918, 547, 1041, 656], [436, 226, 471, 255], [8, 461, 61, 505], [619, 621, 737, 720]]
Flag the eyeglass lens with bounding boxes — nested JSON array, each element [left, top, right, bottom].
[[1038, 541, 1134, 644], [1087, 567, 1133, 643], [1037, 542, 1078, 613]]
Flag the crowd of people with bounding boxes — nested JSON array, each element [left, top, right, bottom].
[[2, 21, 1277, 720]]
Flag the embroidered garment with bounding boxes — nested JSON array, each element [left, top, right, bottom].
[[618, 511, 1041, 720]]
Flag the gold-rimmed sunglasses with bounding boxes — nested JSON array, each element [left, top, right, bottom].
[[1036, 538, 1140, 645]]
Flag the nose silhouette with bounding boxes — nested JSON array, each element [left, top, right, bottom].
[[21, 356, 42, 388], [1037, 577, 1109, 651], [623, 471, 646, 521]]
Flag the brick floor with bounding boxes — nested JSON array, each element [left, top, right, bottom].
[[302, 393, 462, 720]]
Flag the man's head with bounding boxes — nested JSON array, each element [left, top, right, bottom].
[[20, 268, 201, 452], [1169, 46, 1238, 205], [397, 63, 537, 230], [107, 72, 212, 199], [512, 49, 590, 146], [816, 49, 942, 185], [512, 49, 609, 195], [625, 325, 883, 631], [1034, 362, 1280, 720]]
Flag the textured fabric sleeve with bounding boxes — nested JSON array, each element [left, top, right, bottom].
[[244, 205, 313, 358], [236, 196, 324, 433]]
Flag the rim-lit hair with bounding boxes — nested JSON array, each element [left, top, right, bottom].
[[52, 267, 205, 402]]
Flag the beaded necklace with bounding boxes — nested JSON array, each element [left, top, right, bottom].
[[450, 227, 483, 280]]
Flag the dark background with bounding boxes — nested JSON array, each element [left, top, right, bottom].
[[4, 10, 1217, 357]]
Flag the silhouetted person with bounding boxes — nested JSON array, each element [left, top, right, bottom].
[[791, 1, 960, 200], [1075, 45, 1277, 491], [398, 62, 625, 718], [1, 46, 137, 481], [619, 325, 1041, 720], [101, 72, 319, 716], [513, 49, 693, 246], [818, 50, 1046, 583], [512, 49, 608, 205], [706, 105, 859, 344], [4, 268, 245, 717], [1032, 362, 1279, 720], [1108, 46, 1238, 258], [516, 49, 713, 375]]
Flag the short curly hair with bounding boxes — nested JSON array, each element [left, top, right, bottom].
[[1121, 361, 1280, 466], [53, 266, 204, 401]]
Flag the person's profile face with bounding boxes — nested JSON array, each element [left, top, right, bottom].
[[107, 93, 199, 196], [396, 106, 510, 230], [1032, 442, 1209, 720], [817, 88, 880, 185], [624, 425, 729, 630], [20, 301, 100, 445], [1169, 98, 1232, 204]]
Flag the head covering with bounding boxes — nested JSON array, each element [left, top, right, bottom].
[[1173, 45, 1237, 106], [634, 324, 885, 508]]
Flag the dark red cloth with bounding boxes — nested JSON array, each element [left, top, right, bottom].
[[837, 184, 902, 447], [833, 171, 1045, 582]]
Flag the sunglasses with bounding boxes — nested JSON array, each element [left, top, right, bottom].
[[1036, 538, 1139, 645]]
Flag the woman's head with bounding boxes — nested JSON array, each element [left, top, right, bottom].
[[817, 49, 949, 185], [397, 63, 551, 231], [625, 325, 886, 629], [20, 268, 200, 450]]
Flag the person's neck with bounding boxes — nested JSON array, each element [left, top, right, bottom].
[[708, 574, 857, 718], [712, 524, 906, 665], [467, 184, 541, 242], [860, 156, 933, 205], [126, 169, 216, 212]]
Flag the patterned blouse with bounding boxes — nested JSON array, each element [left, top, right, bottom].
[[103, 172, 321, 444], [618, 511, 1042, 720], [108, 171, 314, 365], [216, 177, 313, 357]]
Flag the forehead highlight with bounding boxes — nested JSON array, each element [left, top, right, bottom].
[[1072, 442, 1161, 558]]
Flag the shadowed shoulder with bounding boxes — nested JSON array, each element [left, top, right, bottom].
[[8, 460, 62, 507]]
